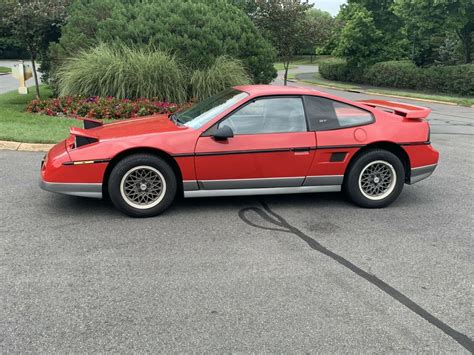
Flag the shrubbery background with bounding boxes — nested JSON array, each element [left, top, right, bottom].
[[319, 59, 474, 96], [46, 0, 276, 88]]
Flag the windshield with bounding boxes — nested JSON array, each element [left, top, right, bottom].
[[177, 89, 248, 129]]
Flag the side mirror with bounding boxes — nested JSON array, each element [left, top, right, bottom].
[[213, 125, 234, 141]]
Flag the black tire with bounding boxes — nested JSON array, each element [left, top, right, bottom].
[[344, 149, 405, 208], [108, 154, 177, 217]]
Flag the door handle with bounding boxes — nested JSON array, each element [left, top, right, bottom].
[[290, 147, 311, 152]]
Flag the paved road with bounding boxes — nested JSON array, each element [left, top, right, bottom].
[[0, 60, 42, 94], [1, 79, 473, 351]]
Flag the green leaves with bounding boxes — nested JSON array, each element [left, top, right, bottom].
[[332, 3, 383, 68], [48, 0, 277, 84]]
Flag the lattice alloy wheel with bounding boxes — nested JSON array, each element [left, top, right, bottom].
[[120, 165, 167, 209], [358, 160, 397, 201], [343, 149, 405, 208]]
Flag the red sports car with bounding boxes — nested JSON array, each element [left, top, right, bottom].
[[40, 85, 439, 217]]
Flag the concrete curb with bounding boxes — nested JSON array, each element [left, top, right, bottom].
[[0, 140, 53, 152]]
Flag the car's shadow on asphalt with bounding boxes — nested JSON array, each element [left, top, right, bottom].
[[45, 187, 427, 218], [45, 191, 350, 218]]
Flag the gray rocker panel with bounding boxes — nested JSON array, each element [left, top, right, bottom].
[[40, 180, 103, 199], [184, 185, 341, 198], [409, 164, 438, 184]]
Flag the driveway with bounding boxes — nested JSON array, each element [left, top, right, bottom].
[[1, 87, 473, 352], [0, 60, 42, 94]]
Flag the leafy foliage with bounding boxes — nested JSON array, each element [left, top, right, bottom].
[[318, 58, 363, 82], [299, 9, 337, 56], [320, 58, 474, 96], [48, 0, 276, 84], [332, 3, 382, 68], [190, 56, 251, 100], [27, 96, 180, 120], [0, 0, 68, 97], [362, 60, 422, 89], [392, 0, 473, 65], [251, 0, 313, 84]]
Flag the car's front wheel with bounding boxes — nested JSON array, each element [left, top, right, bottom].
[[108, 154, 177, 217], [344, 149, 405, 208]]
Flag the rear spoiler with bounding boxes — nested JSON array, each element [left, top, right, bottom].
[[358, 100, 431, 119], [75, 117, 103, 129]]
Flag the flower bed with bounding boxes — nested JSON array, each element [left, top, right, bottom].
[[27, 96, 180, 120]]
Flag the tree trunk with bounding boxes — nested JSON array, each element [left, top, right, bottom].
[[30, 52, 41, 99], [457, 28, 472, 64], [283, 57, 290, 86]]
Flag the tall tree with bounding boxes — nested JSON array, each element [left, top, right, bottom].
[[442, 0, 473, 63], [333, 3, 383, 67], [393, 0, 473, 64], [0, 0, 68, 98], [299, 9, 336, 59], [252, 0, 313, 85]]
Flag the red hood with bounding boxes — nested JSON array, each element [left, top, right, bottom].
[[89, 114, 187, 140]]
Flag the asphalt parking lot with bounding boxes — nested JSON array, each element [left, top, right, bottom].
[[1, 94, 473, 352]]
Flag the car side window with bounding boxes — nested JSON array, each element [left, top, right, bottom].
[[304, 96, 374, 131], [218, 97, 307, 135]]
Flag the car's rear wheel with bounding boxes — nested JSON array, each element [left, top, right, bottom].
[[344, 149, 405, 208], [108, 154, 177, 217]]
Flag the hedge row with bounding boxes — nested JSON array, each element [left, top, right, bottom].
[[319, 59, 474, 96]]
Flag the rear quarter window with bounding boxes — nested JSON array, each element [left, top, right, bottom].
[[304, 96, 374, 131]]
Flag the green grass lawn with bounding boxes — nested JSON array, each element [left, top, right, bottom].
[[0, 66, 11, 74], [0, 86, 81, 144], [275, 55, 334, 68], [274, 63, 297, 71]]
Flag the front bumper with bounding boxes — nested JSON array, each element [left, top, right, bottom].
[[39, 179, 103, 199], [409, 164, 438, 184]]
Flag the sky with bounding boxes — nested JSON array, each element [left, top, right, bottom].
[[309, 0, 347, 16]]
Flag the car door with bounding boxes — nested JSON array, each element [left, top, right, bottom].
[[303, 95, 375, 184], [194, 96, 316, 190]]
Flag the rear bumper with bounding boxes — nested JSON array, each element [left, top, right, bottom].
[[409, 164, 437, 184], [39, 179, 103, 198]]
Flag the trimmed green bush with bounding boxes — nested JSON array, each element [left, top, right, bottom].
[[320, 58, 474, 96], [362, 61, 420, 89], [190, 56, 251, 100], [422, 65, 474, 96], [57, 44, 188, 102], [318, 58, 363, 82], [363, 61, 473, 96]]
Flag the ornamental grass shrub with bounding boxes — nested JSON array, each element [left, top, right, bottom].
[[55, 44, 253, 103], [190, 56, 252, 100], [56, 44, 188, 103]]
